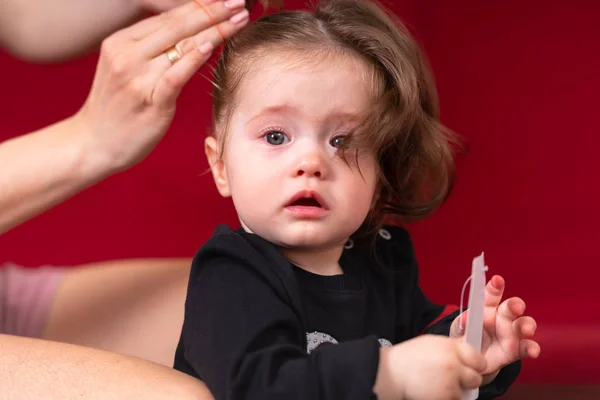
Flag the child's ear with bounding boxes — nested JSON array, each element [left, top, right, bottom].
[[205, 136, 231, 198]]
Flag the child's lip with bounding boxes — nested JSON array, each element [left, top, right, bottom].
[[285, 190, 329, 210]]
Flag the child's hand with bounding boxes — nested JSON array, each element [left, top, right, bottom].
[[449, 275, 541, 382], [375, 334, 487, 400]]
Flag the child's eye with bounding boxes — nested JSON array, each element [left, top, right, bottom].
[[330, 135, 347, 148], [265, 131, 289, 145]]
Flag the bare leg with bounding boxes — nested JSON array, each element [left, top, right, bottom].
[[0, 333, 212, 400], [42, 258, 191, 366]]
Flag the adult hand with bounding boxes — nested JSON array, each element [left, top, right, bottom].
[[74, 0, 250, 173], [137, 0, 193, 13]]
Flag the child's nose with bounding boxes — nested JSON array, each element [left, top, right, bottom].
[[297, 166, 321, 178], [294, 155, 327, 179]]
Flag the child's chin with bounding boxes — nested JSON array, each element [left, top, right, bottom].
[[271, 229, 348, 251]]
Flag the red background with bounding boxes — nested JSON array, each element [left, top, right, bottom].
[[1, 0, 598, 385]]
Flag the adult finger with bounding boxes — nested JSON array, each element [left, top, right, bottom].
[[142, 0, 246, 58], [124, 0, 229, 41], [153, 43, 215, 107], [146, 6, 248, 84], [149, 5, 249, 80], [176, 7, 248, 55]]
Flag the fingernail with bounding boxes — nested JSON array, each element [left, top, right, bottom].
[[224, 0, 245, 9], [199, 42, 215, 55], [229, 8, 249, 24]]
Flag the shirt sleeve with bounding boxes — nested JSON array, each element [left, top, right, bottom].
[[0, 263, 67, 337], [174, 256, 381, 400]]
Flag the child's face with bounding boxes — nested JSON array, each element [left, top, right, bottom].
[[207, 52, 378, 251]]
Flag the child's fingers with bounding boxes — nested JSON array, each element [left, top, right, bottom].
[[497, 297, 526, 322], [484, 275, 505, 309], [457, 341, 488, 373], [449, 312, 468, 337], [459, 366, 484, 390], [520, 338, 541, 359], [512, 316, 537, 338]]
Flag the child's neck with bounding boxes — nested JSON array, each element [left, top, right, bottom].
[[280, 245, 344, 276], [239, 220, 346, 275]]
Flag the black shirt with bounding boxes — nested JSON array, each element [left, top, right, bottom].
[[174, 224, 520, 399]]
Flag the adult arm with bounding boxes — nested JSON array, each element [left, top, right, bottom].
[[0, 117, 118, 234], [0, 0, 186, 62], [0, 0, 250, 234]]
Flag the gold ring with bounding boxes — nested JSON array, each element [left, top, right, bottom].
[[165, 46, 182, 65]]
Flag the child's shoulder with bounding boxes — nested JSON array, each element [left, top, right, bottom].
[[190, 224, 293, 284]]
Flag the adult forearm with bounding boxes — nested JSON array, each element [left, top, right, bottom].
[[0, 117, 116, 234], [0, 0, 246, 233], [0, 0, 141, 62], [0, 334, 212, 400]]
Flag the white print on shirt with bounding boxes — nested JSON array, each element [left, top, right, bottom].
[[306, 331, 392, 354]]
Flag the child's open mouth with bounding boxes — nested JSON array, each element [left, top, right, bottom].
[[290, 198, 322, 208], [285, 191, 329, 218]]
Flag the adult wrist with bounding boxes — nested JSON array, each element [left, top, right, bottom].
[[66, 113, 124, 183]]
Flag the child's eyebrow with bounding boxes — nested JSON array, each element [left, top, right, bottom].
[[248, 104, 364, 124], [248, 104, 299, 122]]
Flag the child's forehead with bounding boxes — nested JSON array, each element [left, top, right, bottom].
[[245, 47, 372, 78], [233, 50, 378, 120]]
